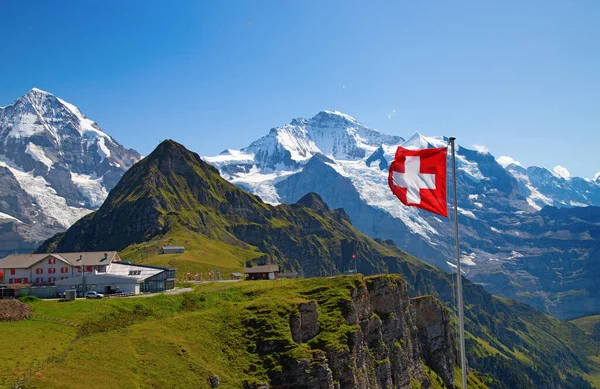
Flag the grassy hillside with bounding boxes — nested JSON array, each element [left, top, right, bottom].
[[2, 276, 474, 389], [572, 314, 600, 336]]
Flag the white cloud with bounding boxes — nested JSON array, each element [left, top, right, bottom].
[[387, 109, 396, 119], [496, 156, 522, 168], [553, 165, 571, 179], [472, 144, 489, 154]]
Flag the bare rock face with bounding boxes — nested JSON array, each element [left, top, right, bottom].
[[290, 301, 320, 343], [411, 296, 456, 388], [280, 351, 336, 389], [281, 276, 456, 389]]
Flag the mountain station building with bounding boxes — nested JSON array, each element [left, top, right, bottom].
[[244, 264, 280, 280], [0, 252, 175, 297]]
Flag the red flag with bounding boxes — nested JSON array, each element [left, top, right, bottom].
[[388, 146, 448, 217]]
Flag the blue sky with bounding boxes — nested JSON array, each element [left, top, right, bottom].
[[1, 0, 599, 178]]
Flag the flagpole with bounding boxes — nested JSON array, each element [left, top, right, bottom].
[[450, 137, 468, 389]]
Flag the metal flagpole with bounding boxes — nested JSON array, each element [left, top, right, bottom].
[[450, 137, 468, 389]]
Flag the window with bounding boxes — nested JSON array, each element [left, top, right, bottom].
[[36, 268, 43, 274], [23, 278, 28, 284], [10, 269, 15, 275], [87, 266, 92, 272], [15, 278, 21, 284], [61, 267, 69, 273], [78, 266, 82, 272], [8, 278, 13, 284], [48, 257, 56, 264], [48, 268, 56, 274], [48, 277, 56, 283], [36, 278, 43, 283], [128, 270, 142, 275], [61, 277, 67, 280]]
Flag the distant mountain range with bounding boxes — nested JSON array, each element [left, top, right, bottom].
[[2, 88, 599, 320], [0, 88, 140, 257], [204, 111, 600, 319]]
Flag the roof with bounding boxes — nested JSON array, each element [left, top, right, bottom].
[[107, 263, 164, 281], [244, 265, 280, 274], [0, 252, 119, 269], [162, 246, 184, 250], [230, 272, 244, 277]]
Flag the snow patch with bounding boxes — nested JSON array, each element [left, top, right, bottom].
[[25, 143, 53, 168], [456, 154, 485, 181], [7, 165, 92, 228], [458, 207, 477, 219], [490, 227, 501, 233], [71, 172, 109, 208], [468, 194, 479, 200], [507, 251, 523, 259], [569, 200, 587, 207], [460, 252, 477, 266], [0, 212, 23, 224], [96, 137, 111, 159], [525, 183, 553, 211]]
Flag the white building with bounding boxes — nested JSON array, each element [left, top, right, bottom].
[[0, 252, 118, 285], [0, 252, 175, 296], [54, 262, 175, 295]]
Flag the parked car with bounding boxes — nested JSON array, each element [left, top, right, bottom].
[[84, 291, 104, 299]]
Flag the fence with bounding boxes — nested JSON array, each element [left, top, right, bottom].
[[0, 286, 57, 299]]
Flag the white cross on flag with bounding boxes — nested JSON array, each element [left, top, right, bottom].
[[388, 146, 448, 217]]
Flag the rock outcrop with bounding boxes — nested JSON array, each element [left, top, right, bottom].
[[274, 276, 456, 389], [290, 301, 320, 343], [411, 296, 456, 387]]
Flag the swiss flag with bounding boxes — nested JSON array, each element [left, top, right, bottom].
[[388, 146, 448, 217]]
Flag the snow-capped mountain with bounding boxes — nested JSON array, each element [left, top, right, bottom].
[[205, 111, 600, 319], [0, 88, 140, 256]]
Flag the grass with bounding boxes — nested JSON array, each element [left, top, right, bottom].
[[571, 314, 600, 335], [0, 275, 473, 389], [0, 320, 77, 387], [119, 228, 264, 278]]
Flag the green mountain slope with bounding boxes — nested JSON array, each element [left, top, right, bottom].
[[37, 140, 599, 388]]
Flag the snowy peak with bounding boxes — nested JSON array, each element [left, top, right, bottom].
[[402, 133, 447, 150], [0, 89, 141, 255], [240, 110, 403, 168], [0, 89, 140, 175], [3, 87, 112, 146]]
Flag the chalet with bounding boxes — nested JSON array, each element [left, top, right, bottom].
[[0, 252, 119, 285], [244, 265, 279, 280], [0, 252, 176, 297], [229, 272, 244, 280], [161, 246, 185, 254]]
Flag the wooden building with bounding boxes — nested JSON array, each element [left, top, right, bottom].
[[244, 265, 279, 280]]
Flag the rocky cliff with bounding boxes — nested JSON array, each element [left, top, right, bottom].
[[253, 275, 457, 389]]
